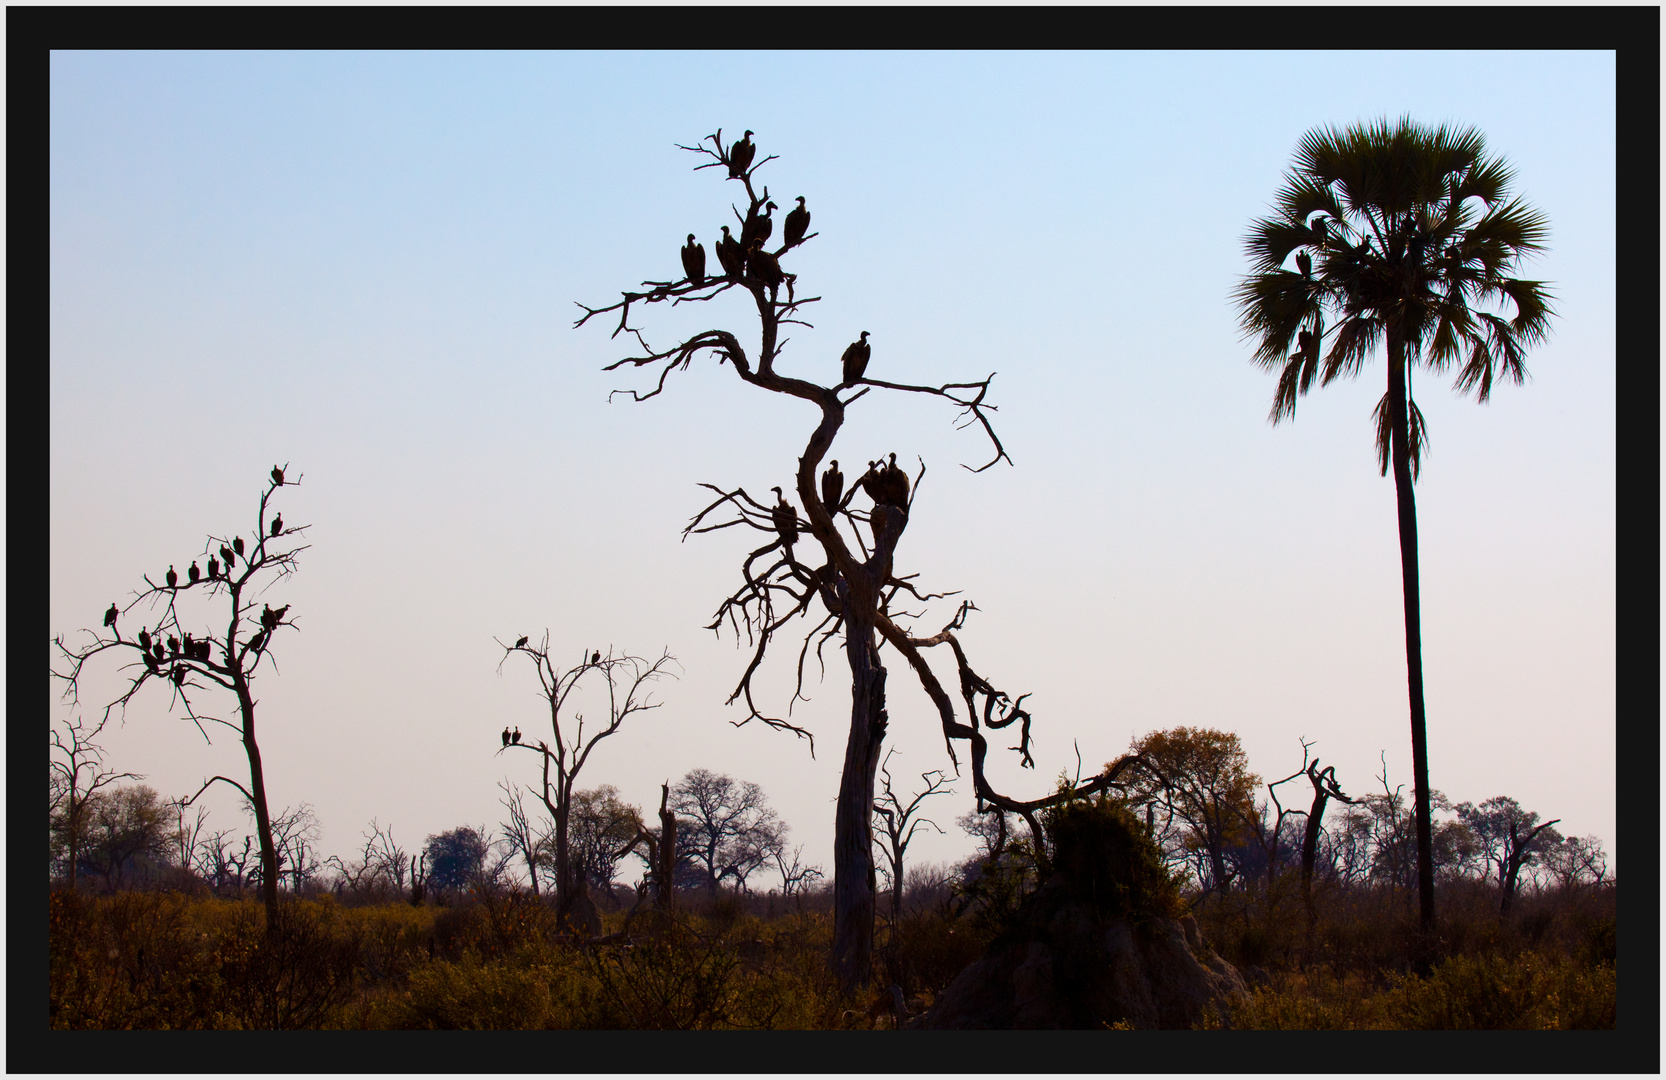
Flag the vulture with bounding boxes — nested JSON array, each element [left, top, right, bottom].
[[270, 515, 283, 537], [741, 201, 777, 251], [841, 332, 871, 386], [1298, 329, 1314, 356], [1296, 251, 1312, 279], [681, 234, 706, 286], [138, 628, 153, 653], [770, 487, 798, 547], [272, 465, 285, 486], [502, 727, 511, 747], [261, 605, 276, 631], [144, 652, 159, 674], [249, 630, 266, 653], [512, 728, 522, 744], [783, 196, 810, 249], [208, 556, 219, 580], [233, 536, 245, 557], [168, 635, 181, 657], [153, 642, 166, 662], [166, 565, 179, 588], [189, 561, 201, 584], [821, 460, 844, 512], [728, 130, 755, 178], [104, 602, 119, 629], [183, 633, 195, 657], [172, 665, 186, 686], [591, 650, 601, 666], [716, 226, 744, 279], [515, 635, 529, 649], [1310, 217, 1327, 243], [747, 241, 783, 288], [272, 604, 290, 625], [196, 638, 211, 661], [878, 453, 910, 509], [221, 544, 235, 569]]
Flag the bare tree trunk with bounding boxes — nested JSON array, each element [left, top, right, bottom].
[[657, 783, 676, 911], [832, 621, 888, 993], [237, 683, 280, 929], [1386, 346, 1435, 938]]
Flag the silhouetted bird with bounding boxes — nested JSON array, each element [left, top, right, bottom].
[[1298, 329, 1314, 357], [770, 486, 799, 548], [512, 728, 522, 744], [272, 604, 290, 625], [591, 650, 601, 666], [220, 544, 235, 569], [879, 453, 910, 509], [183, 633, 195, 657], [172, 665, 185, 686], [783, 196, 810, 249], [270, 515, 283, 537], [261, 605, 277, 631], [728, 130, 755, 177], [841, 332, 871, 386], [248, 630, 266, 653], [515, 636, 528, 649], [166, 565, 178, 588], [272, 465, 285, 486], [858, 460, 884, 503], [821, 460, 844, 512], [502, 727, 511, 747], [716, 226, 744, 279], [681, 234, 706, 286], [168, 635, 181, 657], [189, 561, 201, 584], [741, 201, 777, 252], [138, 628, 152, 653], [153, 643, 166, 662], [207, 556, 219, 580], [1296, 251, 1312, 279], [233, 536, 245, 557], [747, 240, 783, 288], [104, 602, 119, 628], [144, 652, 159, 674]]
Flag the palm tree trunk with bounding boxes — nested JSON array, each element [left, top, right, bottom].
[[832, 617, 887, 993], [1386, 345, 1436, 935]]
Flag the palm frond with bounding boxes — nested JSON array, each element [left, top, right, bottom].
[[1321, 316, 1378, 386]]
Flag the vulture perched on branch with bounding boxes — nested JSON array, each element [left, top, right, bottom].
[[502, 727, 511, 747], [783, 196, 810, 249], [221, 544, 235, 570], [515, 635, 529, 649], [233, 536, 245, 557], [841, 332, 871, 386], [747, 240, 784, 288], [272, 465, 285, 486], [270, 514, 283, 537], [770, 487, 799, 548], [166, 566, 178, 588], [1296, 250, 1312, 279], [821, 460, 844, 512], [104, 603, 119, 629], [680, 234, 706, 286], [741, 201, 777, 251], [728, 130, 755, 177], [188, 561, 201, 584], [716, 226, 744, 279]]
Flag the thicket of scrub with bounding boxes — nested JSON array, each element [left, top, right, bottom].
[[48, 864, 1613, 1030]]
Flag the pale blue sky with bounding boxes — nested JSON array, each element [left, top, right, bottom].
[[51, 51, 1616, 880]]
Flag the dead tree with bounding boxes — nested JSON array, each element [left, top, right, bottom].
[[49, 714, 141, 893], [1296, 750, 1356, 933], [576, 130, 1166, 991], [871, 749, 952, 921], [495, 633, 675, 923], [51, 467, 308, 929], [615, 782, 680, 910], [499, 780, 547, 896]]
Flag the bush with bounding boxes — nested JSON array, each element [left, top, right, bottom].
[[1044, 797, 1183, 924]]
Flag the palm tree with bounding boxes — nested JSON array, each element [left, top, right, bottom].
[[1234, 117, 1553, 934]]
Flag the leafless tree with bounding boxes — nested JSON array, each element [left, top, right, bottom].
[[871, 749, 951, 920], [576, 127, 1165, 991], [51, 467, 308, 928], [495, 633, 676, 920], [499, 780, 549, 895], [49, 713, 141, 892], [268, 803, 323, 894], [617, 781, 681, 911], [773, 843, 825, 901], [168, 798, 213, 881], [198, 829, 256, 896]]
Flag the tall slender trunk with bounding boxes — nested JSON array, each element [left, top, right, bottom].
[[1386, 343, 1435, 935], [239, 689, 280, 928], [832, 615, 888, 993]]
